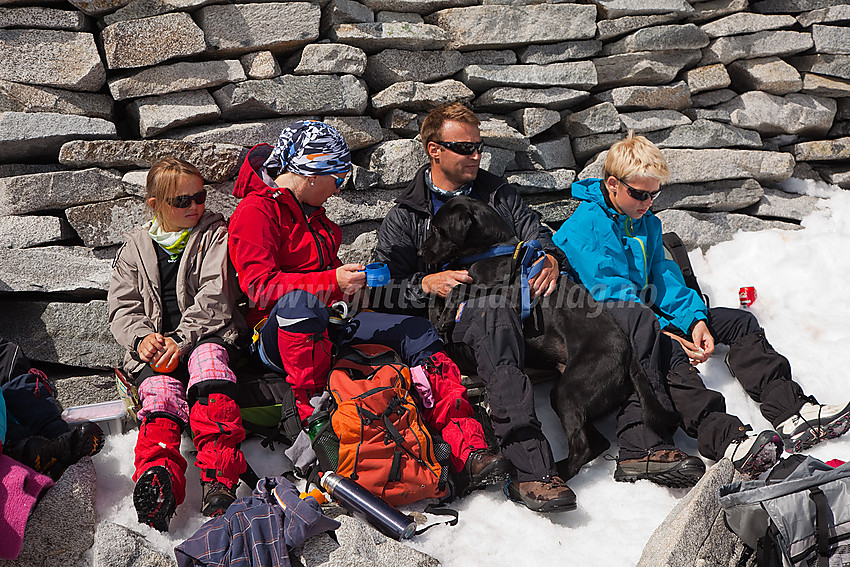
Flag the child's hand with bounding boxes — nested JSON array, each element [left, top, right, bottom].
[[138, 332, 165, 363], [150, 337, 180, 373]]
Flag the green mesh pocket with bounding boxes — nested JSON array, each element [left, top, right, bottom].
[[311, 420, 340, 472]]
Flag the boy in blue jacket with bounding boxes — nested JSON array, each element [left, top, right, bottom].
[[553, 132, 850, 479]]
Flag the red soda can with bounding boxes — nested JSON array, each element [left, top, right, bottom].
[[739, 286, 757, 308]]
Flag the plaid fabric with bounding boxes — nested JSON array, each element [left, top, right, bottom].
[[137, 374, 189, 424], [188, 343, 237, 389]]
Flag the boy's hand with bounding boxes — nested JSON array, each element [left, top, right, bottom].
[[529, 254, 559, 298], [665, 321, 714, 365], [422, 270, 473, 298]]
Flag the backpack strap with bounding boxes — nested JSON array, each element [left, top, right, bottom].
[[662, 232, 709, 307], [809, 487, 831, 567]]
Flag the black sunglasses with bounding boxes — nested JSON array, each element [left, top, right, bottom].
[[167, 189, 207, 208], [617, 178, 661, 202], [434, 140, 484, 156]]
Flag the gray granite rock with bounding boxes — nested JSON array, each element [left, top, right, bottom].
[[742, 187, 819, 221], [791, 136, 850, 161], [517, 40, 602, 65], [720, 91, 836, 137], [375, 11, 423, 23], [323, 116, 384, 151], [812, 24, 850, 55], [101, 13, 205, 70], [792, 54, 850, 81], [197, 3, 320, 56], [0, 6, 87, 30], [66, 0, 130, 16], [591, 0, 694, 18], [0, 167, 123, 216], [686, 64, 732, 94], [507, 169, 575, 194], [653, 178, 764, 212], [460, 49, 516, 66], [797, 4, 850, 26], [690, 88, 738, 108], [727, 56, 802, 95], [700, 12, 796, 37], [0, 163, 63, 177], [596, 13, 682, 41], [480, 118, 529, 150], [359, 0, 475, 15], [460, 61, 597, 91], [59, 140, 243, 183], [93, 521, 177, 567], [602, 24, 709, 56], [0, 300, 121, 368], [820, 166, 850, 188], [102, 0, 215, 24], [108, 60, 246, 101], [802, 72, 850, 97], [516, 135, 574, 170], [213, 75, 368, 121], [426, 4, 596, 50], [563, 102, 620, 137], [162, 117, 314, 147], [349, 163, 382, 191], [0, 29, 105, 91], [0, 246, 112, 293], [474, 87, 588, 112], [620, 110, 692, 133], [480, 146, 515, 177], [594, 50, 703, 89], [753, 0, 849, 14], [362, 138, 426, 189], [637, 460, 736, 566], [512, 107, 561, 137], [13, 459, 97, 567], [371, 79, 473, 113], [381, 109, 420, 135], [571, 132, 623, 161], [683, 107, 732, 123], [241, 51, 281, 80], [700, 30, 814, 66], [325, 187, 402, 225], [329, 22, 448, 53], [0, 111, 116, 162], [0, 80, 113, 120], [525, 196, 579, 224], [54, 370, 119, 409], [0, 215, 72, 248], [66, 197, 148, 248], [596, 82, 692, 111], [296, 43, 368, 76], [581, 148, 795, 184], [364, 49, 464, 91], [647, 119, 762, 149], [339, 221, 379, 264], [655, 208, 800, 250], [685, 0, 749, 25], [324, 0, 374, 30], [129, 90, 221, 138]]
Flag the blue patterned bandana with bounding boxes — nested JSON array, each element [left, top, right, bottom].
[[263, 120, 351, 177]]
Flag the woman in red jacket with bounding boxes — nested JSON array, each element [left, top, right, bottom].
[[228, 120, 509, 495]]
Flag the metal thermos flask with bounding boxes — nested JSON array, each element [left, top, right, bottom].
[[320, 472, 416, 540]]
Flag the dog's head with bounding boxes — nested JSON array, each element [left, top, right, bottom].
[[420, 195, 514, 264]]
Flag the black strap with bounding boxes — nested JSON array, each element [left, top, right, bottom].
[[389, 449, 402, 483], [662, 232, 709, 307], [809, 487, 831, 567], [279, 386, 303, 442], [415, 500, 459, 535]]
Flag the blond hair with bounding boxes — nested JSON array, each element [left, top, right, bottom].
[[420, 102, 481, 152], [145, 157, 203, 219], [603, 131, 670, 185]]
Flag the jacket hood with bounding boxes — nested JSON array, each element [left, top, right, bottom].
[[233, 144, 274, 199], [571, 178, 607, 207]]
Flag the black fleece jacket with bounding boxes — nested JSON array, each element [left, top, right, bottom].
[[372, 164, 568, 317]]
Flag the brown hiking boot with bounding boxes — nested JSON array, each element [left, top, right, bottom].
[[614, 448, 705, 488], [459, 450, 513, 495], [201, 480, 237, 517], [507, 475, 577, 513]]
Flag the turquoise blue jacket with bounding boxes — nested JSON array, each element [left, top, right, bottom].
[[553, 178, 708, 334]]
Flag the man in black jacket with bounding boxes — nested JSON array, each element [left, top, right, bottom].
[[372, 102, 575, 513]]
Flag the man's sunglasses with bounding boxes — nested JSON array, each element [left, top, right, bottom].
[[167, 190, 207, 208], [433, 140, 484, 156], [617, 178, 661, 202]]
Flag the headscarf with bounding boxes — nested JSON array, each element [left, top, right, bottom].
[[262, 120, 351, 178]]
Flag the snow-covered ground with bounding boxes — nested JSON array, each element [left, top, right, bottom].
[[92, 178, 850, 566]]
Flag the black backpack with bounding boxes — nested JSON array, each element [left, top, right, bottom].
[[662, 231, 709, 308]]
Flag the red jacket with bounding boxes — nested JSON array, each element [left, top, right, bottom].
[[229, 144, 343, 327]]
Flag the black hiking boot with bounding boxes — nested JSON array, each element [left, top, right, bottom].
[[507, 475, 577, 513], [457, 450, 513, 496], [6, 435, 70, 479], [134, 466, 176, 532], [614, 449, 706, 488], [201, 480, 237, 517], [64, 422, 105, 462]]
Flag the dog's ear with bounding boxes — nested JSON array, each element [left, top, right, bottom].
[[420, 224, 461, 263]]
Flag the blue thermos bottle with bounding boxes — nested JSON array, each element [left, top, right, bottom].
[[320, 472, 416, 540]]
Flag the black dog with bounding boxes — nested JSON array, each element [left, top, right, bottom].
[[419, 195, 677, 480]]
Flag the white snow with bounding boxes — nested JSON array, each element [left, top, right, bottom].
[[92, 178, 850, 566]]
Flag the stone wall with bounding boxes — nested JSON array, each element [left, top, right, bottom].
[[1, 0, 850, 372]]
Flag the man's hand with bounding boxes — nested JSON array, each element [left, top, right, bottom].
[[529, 253, 559, 298], [663, 320, 714, 365], [336, 263, 366, 295], [421, 270, 473, 298]]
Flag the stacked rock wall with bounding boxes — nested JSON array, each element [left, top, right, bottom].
[[1, 0, 849, 372]]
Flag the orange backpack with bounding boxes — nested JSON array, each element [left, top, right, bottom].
[[313, 344, 447, 507]]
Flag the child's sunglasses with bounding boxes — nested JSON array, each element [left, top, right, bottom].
[[617, 178, 661, 202], [434, 140, 484, 156], [167, 189, 207, 208]]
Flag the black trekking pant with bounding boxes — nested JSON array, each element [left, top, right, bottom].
[[444, 295, 556, 483], [604, 303, 806, 461]]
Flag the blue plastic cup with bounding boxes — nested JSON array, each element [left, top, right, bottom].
[[363, 262, 390, 287]]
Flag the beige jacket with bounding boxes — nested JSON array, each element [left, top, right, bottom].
[[108, 211, 245, 375]]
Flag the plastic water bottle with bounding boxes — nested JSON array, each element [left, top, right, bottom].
[[320, 472, 416, 540]]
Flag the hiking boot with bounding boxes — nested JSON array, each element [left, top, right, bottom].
[[724, 430, 783, 478], [201, 480, 237, 517], [506, 475, 577, 513], [614, 449, 706, 488], [776, 401, 850, 453], [134, 466, 176, 532], [65, 422, 105, 462], [6, 435, 70, 479], [459, 450, 512, 495]]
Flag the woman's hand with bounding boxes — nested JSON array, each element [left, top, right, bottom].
[[336, 263, 366, 295]]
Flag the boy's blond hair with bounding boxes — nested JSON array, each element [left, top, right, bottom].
[[602, 131, 670, 184]]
